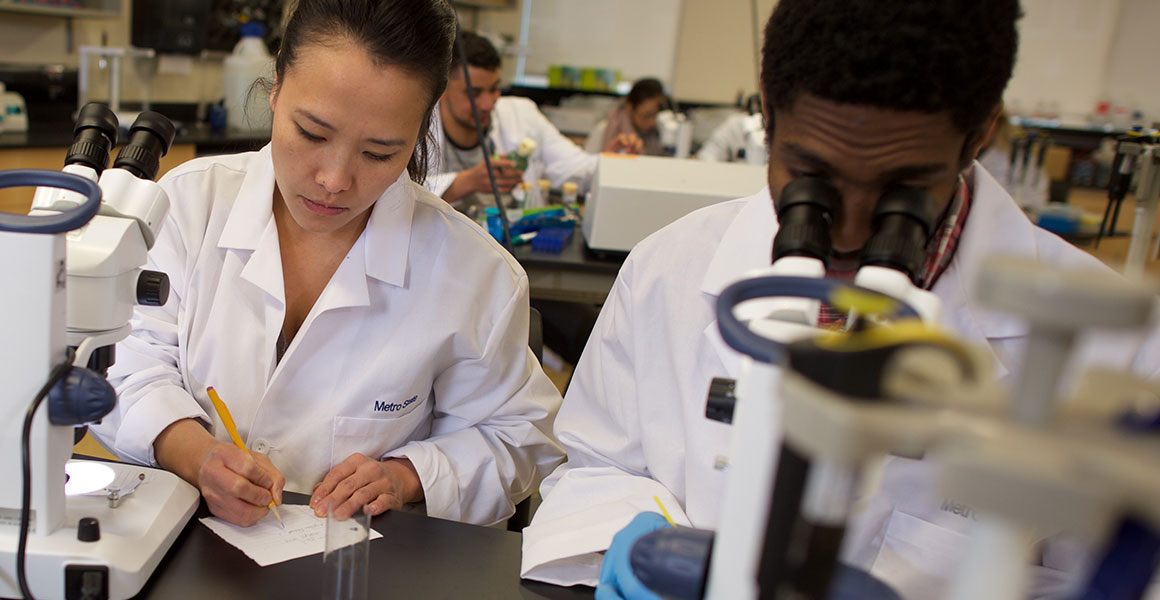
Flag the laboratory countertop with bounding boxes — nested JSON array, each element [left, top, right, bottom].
[[510, 226, 626, 274], [509, 224, 625, 304], [134, 490, 591, 599], [0, 122, 269, 153]]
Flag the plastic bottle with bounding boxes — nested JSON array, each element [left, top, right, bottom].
[[536, 179, 551, 208], [504, 138, 536, 171], [511, 181, 528, 209], [223, 22, 275, 133], [0, 83, 29, 133], [525, 179, 541, 208], [561, 181, 578, 206]]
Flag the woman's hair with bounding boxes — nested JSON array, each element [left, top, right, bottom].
[[276, 0, 457, 183], [626, 78, 666, 109]]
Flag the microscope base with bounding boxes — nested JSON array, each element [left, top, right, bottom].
[[0, 460, 199, 600]]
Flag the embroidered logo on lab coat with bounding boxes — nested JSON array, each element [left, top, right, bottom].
[[374, 395, 418, 413], [939, 499, 977, 520]]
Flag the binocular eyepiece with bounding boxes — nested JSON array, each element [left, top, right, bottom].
[[772, 178, 938, 285], [65, 103, 119, 174], [65, 103, 178, 181], [860, 187, 938, 285], [772, 177, 838, 264]]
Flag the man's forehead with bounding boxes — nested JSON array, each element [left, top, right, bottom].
[[451, 66, 501, 84], [771, 94, 966, 165], [777, 95, 959, 136]]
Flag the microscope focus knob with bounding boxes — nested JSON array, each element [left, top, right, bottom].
[[77, 517, 100, 542], [705, 378, 738, 424], [137, 270, 170, 306]]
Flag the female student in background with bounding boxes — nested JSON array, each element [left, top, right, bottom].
[[586, 78, 669, 156], [91, 0, 564, 528]]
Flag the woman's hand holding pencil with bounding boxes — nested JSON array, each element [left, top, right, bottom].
[[151, 389, 286, 528]]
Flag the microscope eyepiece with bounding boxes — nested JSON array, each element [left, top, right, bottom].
[[859, 187, 938, 285], [65, 103, 119, 174], [113, 111, 177, 181], [772, 177, 838, 264]]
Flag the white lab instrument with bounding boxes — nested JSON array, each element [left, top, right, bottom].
[[582, 154, 766, 253], [0, 104, 199, 600], [77, 46, 157, 130], [1115, 135, 1160, 278]]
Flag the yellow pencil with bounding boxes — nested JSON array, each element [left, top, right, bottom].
[[653, 495, 677, 527], [207, 386, 284, 529]]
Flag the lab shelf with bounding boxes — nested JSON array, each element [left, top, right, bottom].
[[0, 0, 119, 19]]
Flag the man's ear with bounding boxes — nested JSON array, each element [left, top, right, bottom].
[[964, 103, 1004, 164]]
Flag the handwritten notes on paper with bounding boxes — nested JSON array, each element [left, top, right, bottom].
[[199, 505, 383, 567]]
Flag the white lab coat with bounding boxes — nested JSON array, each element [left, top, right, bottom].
[[695, 112, 766, 163], [89, 146, 565, 526], [977, 146, 1051, 212], [521, 164, 1160, 595], [426, 96, 598, 198], [583, 120, 609, 155]]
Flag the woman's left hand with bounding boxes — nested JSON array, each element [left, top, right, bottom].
[[310, 454, 424, 519], [605, 133, 644, 155]]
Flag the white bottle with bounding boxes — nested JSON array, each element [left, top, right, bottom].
[[674, 114, 693, 159], [223, 22, 275, 133]]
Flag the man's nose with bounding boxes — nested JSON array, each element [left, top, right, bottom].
[[830, 188, 880, 252], [477, 90, 499, 113]]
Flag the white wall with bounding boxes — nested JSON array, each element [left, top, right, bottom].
[[475, 0, 683, 90], [1101, 0, 1160, 123], [670, 0, 776, 104], [1004, 0, 1121, 119], [4, 0, 1158, 121]]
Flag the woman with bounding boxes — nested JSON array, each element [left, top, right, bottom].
[[585, 78, 668, 156], [90, 0, 564, 528]]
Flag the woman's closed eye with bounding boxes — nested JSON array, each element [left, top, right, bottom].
[[296, 123, 325, 143], [363, 151, 394, 162]]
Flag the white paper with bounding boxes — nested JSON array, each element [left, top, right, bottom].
[[200, 505, 382, 567]]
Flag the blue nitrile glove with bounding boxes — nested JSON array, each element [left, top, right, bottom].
[[596, 512, 671, 600]]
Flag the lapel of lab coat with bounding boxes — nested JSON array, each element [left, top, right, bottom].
[[698, 188, 778, 379], [930, 164, 1038, 380], [215, 147, 414, 383]]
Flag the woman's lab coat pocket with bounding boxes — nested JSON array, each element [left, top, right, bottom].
[[330, 402, 430, 468], [869, 509, 969, 600]]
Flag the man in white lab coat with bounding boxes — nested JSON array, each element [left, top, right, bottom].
[[695, 112, 766, 164], [522, 0, 1160, 598], [427, 31, 639, 217]]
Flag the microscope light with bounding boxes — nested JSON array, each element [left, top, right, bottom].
[[64, 461, 116, 496]]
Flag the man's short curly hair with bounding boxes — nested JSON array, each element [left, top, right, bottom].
[[450, 30, 502, 74], [761, 0, 1021, 138]]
